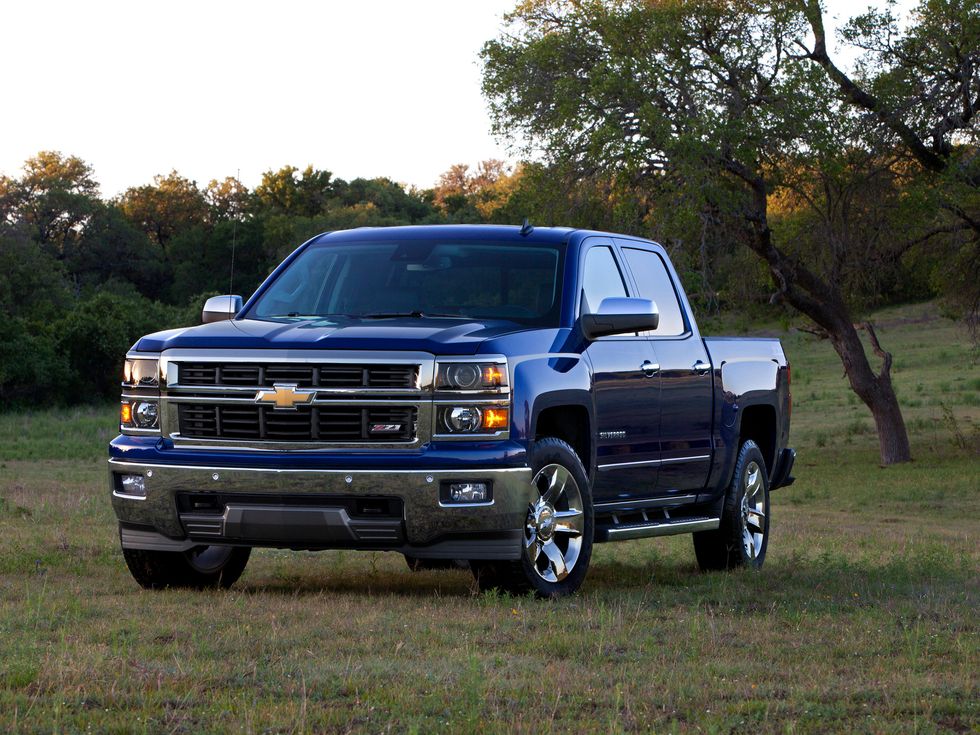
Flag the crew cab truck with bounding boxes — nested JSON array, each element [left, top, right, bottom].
[[111, 225, 794, 597]]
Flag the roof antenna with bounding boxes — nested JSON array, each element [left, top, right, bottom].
[[520, 217, 534, 237], [229, 168, 239, 296]]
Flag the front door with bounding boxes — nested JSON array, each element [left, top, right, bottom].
[[580, 240, 662, 501]]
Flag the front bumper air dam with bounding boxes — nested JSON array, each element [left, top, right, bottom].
[[109, 459, 533, 559]]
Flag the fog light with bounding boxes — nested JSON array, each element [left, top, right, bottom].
[[443, 481, 491, 504], [132, 401, 159, 429], [119, 474, 146, 498]]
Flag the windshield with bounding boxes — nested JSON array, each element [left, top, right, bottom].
[[248, 240, 564, 326]]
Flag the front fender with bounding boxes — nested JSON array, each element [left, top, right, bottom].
[[509, 353, 593, 448]]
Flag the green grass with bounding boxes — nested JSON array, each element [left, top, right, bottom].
[[1, 302, 977, 733]]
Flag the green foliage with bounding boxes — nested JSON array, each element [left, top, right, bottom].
[[0, 151, 99, 253], [56, 291, 191, 400], [117, 170, 209, 249]]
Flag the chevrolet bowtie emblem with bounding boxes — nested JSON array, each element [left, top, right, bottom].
[[255, 383, 316, 409]]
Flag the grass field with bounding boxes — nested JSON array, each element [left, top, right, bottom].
[[0, 302, 977, 733]]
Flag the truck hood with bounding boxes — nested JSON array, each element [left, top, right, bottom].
[[133, 316, 527, 355]]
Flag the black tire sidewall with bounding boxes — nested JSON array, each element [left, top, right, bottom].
[[722, 440, 770, 569]]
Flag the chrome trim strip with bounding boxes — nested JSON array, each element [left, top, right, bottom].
[[594, 494, 698, 510], [108, 458, 529, 475], [161, 348, 433, 363], [432, 431, 509, 441], [120, 427, 162, 437], [166, 436, 419, 452], [605, 517, 719, 540], [597, 454, 711, 471], [112, 490, 147, 501], [434, 355, 507, 364], [432, 398, 512, 406], [438, 499, 496, 508], [164, 395, 422, 406], [167, 384, 424, 395]]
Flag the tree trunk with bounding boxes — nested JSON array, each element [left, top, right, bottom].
[[827, 322, 912, 465], [736, 174, 913, 465]]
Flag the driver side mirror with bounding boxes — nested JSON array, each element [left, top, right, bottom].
[[202, 295, 243, 324], [580, 297, 659, 340]]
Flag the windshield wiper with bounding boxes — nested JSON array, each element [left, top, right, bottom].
[[358, 311, 467, 319]]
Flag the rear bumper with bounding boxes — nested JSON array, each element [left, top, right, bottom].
[[109, 459, 533, 560], [770, 448, 796, 489]]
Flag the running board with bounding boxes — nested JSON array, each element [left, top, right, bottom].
[[598, 516, 720, 542]]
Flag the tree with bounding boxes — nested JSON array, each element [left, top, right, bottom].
[[481, 0, 930, 464], [205, 176, 251, 222], [433, 160, 525, 220], [336, 177, 435, 222], [254, 165, 335, 217], [799, 0, 980, 335], [66, 203, 169, 299], [0, 151, 100, 255], [118, 171, 209, 251]]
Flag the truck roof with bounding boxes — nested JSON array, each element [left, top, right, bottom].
[[312, 224, 579, 245]]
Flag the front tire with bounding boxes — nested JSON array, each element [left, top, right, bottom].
[[693, 439, 770, 571], [472, 438, 594, 598], [122, 544, 251, 589]]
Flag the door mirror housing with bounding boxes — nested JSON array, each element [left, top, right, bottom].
[[202, 295, 243, 324], [580, 297, 659, 340]]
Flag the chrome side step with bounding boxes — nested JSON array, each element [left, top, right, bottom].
[[598, 515, 720, 542]]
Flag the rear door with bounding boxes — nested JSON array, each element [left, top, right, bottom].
[[580, 239, 662, 501], [618, 243, 714, 494]]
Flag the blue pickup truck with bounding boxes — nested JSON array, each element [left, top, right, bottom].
[[111, 224, 794, 597]]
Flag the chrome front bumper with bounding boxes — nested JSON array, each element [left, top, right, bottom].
[[109, 459, 534, 559]]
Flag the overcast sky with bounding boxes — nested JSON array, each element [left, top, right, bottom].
[[0, 0, 907, 197]]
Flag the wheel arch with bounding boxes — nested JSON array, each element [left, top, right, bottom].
[[532, 402, 593, 475], [738, 403, 777, 474]]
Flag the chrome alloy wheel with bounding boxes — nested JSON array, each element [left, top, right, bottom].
[[526, 464, 585, 583], [740, 460, 767, 560]]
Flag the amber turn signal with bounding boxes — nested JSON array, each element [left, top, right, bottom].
[[120, 403, 132, 426], [481, 365, 505, 387], [482, 407, 508, 431]]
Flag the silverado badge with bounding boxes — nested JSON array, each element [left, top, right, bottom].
[[255, 383, 316, 409]]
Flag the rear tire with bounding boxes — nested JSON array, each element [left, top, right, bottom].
[[693, 439, 770, 571], [471, 438, 594, 598], [122, 544, 251, 589]]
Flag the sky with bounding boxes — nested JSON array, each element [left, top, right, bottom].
[[0, 0, 909, 198]]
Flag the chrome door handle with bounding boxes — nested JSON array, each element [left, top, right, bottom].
[[641, 361, 660, 377], [692, 361, 711, 375]]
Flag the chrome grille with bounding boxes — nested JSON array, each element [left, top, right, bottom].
[[177, 362, 418, 389], [177, 404, 417, 442]]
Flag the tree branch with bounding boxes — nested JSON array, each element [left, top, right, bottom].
[[798, 0, 948, 174]]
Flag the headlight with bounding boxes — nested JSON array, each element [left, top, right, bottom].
[[121, 356, 162, 435], [123, 358, 160, 388], [438, 406, 509, 434], [436, 362, 508, 391], [121, 400, 160, 430]]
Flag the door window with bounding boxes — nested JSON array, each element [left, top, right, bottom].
[[622, 248, 687, 335], [581, 246, 628, 315]]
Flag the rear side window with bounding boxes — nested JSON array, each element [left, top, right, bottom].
[[622, 248, 686, 335], [581, 246, 628, 314]]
